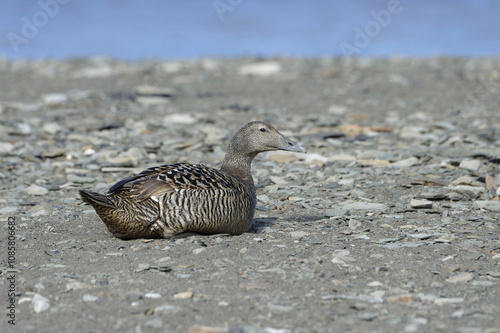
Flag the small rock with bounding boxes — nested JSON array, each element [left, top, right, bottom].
[[266, 151, 298, 163], [239, 61, 281, 76], [67, 174, 96, 183], [453, 185, 485, 199], [42, 93, 68, 105], [0, 142, 14, 155], [193, 248, 206, 255], [145, 318, 163, 329], [434, 234, 455, 243], [83, 294, 99, 302], [154, 304, 179, 314], [32, 294, 50, 313], [304, 153, 328, 166], [136, 263, 150, 272], [145, 292, 161, 299], [135, 85, 175, 97], [328, 154, 357, 162], [174, 291, 193, 300], [269, 176, 287, 185], [66, 282, 90, 290], [17, 122, 32, 135], [410, 199, 433, 209], [26, 184, 49, 196], [327, 104, 348, 115], [357, 159, 390, 167], [0, 206, 18, 214], [163, 114, 197, 125], [340, 202, 389, 213], [324, 206, 349, 217], [433, 297, 464, 305], [392, 156, 420, 168], [42, 122, 64, 135], [473, 200, 500, 212], [387, 294, 412, 303], [451, 176, 476, 186], [290, 231, 308, 238], [459, 159, 481, 172]]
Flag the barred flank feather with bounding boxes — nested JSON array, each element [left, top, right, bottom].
[[79, 121, 304, 239]]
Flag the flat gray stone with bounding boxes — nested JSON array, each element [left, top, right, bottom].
[[341, 202, 389, 213], [410, 198, 433, 209], [26, 184, 49, 196], [324, 206, 349, 217]]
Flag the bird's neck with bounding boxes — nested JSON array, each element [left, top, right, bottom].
[[220, 151, 256, 187]]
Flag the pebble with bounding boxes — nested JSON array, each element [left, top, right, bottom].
[[154, 304, 179, 314], [266, 151, 298, 163], [135, 85, 175, 97], [17, 122, 32, 135], [324, 206, 349, 217], [164, 114, 197, 125], [446, 272, 474, 283], [433, 297, 465, 305], [269, 176, 287, 185], [173, 291, 193, 300], [340, 202, 389, 213], [473, 200, 500, 212], [42, 93, 68, 105], [145, 292, 162, 299], [0, 142, 14, 155], [66, 282, 90, 290], [32, 293, 50, 313], [290, 231, 308, 238], [459, 159, 481, 172], [135, 263, 150, 272], [145, 318, 163, 329], [0, 206, 18, 214], [26, 184, 49, 196], [357, 159, 390, 167], [42, 122, 64, 135], [238, 61, 281, 76], [327, 104, 347, 115], [410, 198, 433, 209], [304, 153, 329, 166], [193, 248, 206, 254], [392, 156, 420, 168], [67, 174, 96, 183], [83, 294, 99, 302], [453, 185, 485, 199]]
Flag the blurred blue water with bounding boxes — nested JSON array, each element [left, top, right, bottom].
[[0, 0, 499, 60]]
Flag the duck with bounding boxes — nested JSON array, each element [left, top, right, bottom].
[[79, 121, 305, 240]]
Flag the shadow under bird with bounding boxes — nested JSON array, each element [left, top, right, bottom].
[[79, 121, 305, 240]]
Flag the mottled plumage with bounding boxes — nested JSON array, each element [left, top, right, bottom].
[[79, 121, 305, 240]]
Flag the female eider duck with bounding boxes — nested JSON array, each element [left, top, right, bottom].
[[79, 121, 305, 240]]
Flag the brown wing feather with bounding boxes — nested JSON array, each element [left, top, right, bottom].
[[107, 162, 239, 202]]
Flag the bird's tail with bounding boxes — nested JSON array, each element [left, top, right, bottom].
[[79, 190, 115, 209]]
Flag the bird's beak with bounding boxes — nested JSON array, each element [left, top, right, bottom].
[[276, 135, 306, 153]]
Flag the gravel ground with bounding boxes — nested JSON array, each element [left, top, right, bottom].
[[1, 57, 500, 333]]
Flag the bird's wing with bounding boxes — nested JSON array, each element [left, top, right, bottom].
[[107, 162, 237, 201]]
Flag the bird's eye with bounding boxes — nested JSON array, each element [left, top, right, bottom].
[[260, 128, 266, 132]]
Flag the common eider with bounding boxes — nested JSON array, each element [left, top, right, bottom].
[[79, 121, 305, 239]]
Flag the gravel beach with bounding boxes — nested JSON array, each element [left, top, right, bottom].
[[1, 56, 500, 333]]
